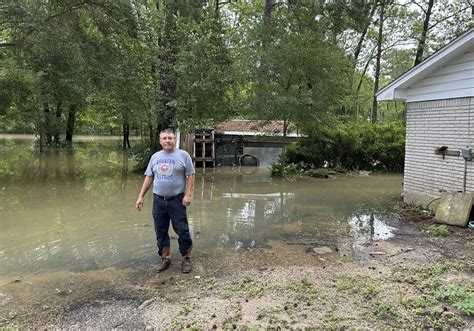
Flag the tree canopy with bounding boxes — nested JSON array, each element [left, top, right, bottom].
[[0, 0, 472, 153]]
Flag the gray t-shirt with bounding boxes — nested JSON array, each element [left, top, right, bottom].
[[144, 149, 195, 196]]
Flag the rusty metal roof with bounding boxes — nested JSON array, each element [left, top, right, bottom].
[[214, 120, 298, 136]]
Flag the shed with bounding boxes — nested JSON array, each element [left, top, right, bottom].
[[377, 29, 474, 206], [178, 120, 300, 168], [214, 120, 299, 167]]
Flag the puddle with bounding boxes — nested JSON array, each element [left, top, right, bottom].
[[348, 213, 397, 252]]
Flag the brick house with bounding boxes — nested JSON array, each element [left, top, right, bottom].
[[377, 29, 474, 206]]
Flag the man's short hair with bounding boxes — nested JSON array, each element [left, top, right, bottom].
[[160, 128, 175, 138]]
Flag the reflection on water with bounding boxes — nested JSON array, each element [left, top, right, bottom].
[[348, 213, 397, 251], [0, 136, 403, 276]]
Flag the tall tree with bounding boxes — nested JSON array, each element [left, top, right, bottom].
[[174, 8, 235, 131], [413, 0, 434, 66], [256, 0, 275, 117], [371, 0, 388, 123]]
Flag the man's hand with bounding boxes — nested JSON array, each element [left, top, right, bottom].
[[135, 197, 144, 211], [182, 194, 192, 207]]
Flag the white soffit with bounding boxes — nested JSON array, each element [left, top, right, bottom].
[[377, 29, 474, 101]]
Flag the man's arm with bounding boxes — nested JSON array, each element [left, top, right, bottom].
[[135, 176, 154, 211], [182, 174, 195, 206]]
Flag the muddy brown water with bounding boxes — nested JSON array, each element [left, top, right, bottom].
[[0, 136, 403, 277]]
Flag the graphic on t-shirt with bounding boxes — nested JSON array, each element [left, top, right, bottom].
[[154, 158, 176, 181], [159, 163, 173, 176]]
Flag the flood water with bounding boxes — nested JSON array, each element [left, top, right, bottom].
[[0, 135, 403, 276]]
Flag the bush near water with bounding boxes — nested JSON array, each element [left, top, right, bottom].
[[279, 121, 405, 174]]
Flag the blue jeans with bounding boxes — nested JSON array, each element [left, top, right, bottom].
[[152, 193, 193, 257]]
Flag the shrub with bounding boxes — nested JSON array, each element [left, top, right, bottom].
[[128, 140, 154, 171], [269, 160, 304, 177], [425, 224, 450, 237], [284, 121, 405, 171]]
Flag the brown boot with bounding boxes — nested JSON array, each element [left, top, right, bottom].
[[156, 258, 171, 273], [181, 246, 192, 273], [181, 258, 192, 273], [156, 247, 171, 273]]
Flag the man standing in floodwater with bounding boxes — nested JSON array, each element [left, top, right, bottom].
[[135, 129, 195, 273]]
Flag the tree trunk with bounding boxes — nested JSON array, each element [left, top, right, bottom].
[[353, 1, 377, 71], [371, 0, 385, 124], [44, 103, 52, 145], [264, 0, 274, 17], [413, 0, 434, 67], [53, 101, 62, 144], [123, 119, 131, 150], [38, 110, 45, 153], [65, 104, 77, 142], [279, 119, 288, 177]]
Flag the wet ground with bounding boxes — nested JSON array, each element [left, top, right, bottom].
[[1, 211, 473, 329], [0, 136, 473, 328]]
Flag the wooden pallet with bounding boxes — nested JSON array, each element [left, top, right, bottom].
[[193, 129, 215, 168]]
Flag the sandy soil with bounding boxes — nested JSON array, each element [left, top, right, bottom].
[[1, 205, 473, 329]]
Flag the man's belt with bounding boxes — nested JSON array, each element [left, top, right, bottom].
[[154, 193, 184, 201]]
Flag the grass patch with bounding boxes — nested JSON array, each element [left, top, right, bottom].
[[179, 298, 192, 316], [220, 277, 265, 299], [435, 285, 474, 316], [322, 306, 347, 330], [335, 273, 380, 299], [0, 325, 19, 331], [175, 279, 192, 289], [425, 224, 450, 237], [286, 277, 319, 301], [399, 294, 437, 313], [337, 256, 351, 264], [391, 262, 462, 291], [373, 301, 400, 322], [222, 303, 242, 328]]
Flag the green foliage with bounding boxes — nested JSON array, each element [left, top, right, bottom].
[[435, 286, 474, 316], [175, 11, 236, 130], [373, 301, 399, 320], [179, 298, 192, 316], [334, 273, 380, 300], [286, 121, 405, 171], [390, 262, 463, 293], [286, 277, 319, 301], [239, 3, 353, 127], [322, 308, 347, 330], [0, 324, 19, 331], [425, 224, 450, 237], [400, 295, 437, 313], [128, 141, 153, 172], [1, 0, 471, 158], [220, 276, 265, 299], [0, 0, 141, 145], [269, 161, 303, 177]]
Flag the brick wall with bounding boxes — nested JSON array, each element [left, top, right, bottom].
[[404, 97, 474, 204]]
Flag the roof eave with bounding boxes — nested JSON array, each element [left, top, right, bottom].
[[377, 29, 474, 102], [377, 88, 407, 101]]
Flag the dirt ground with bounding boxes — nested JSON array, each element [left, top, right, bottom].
[[1, 205, 473, 329]]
